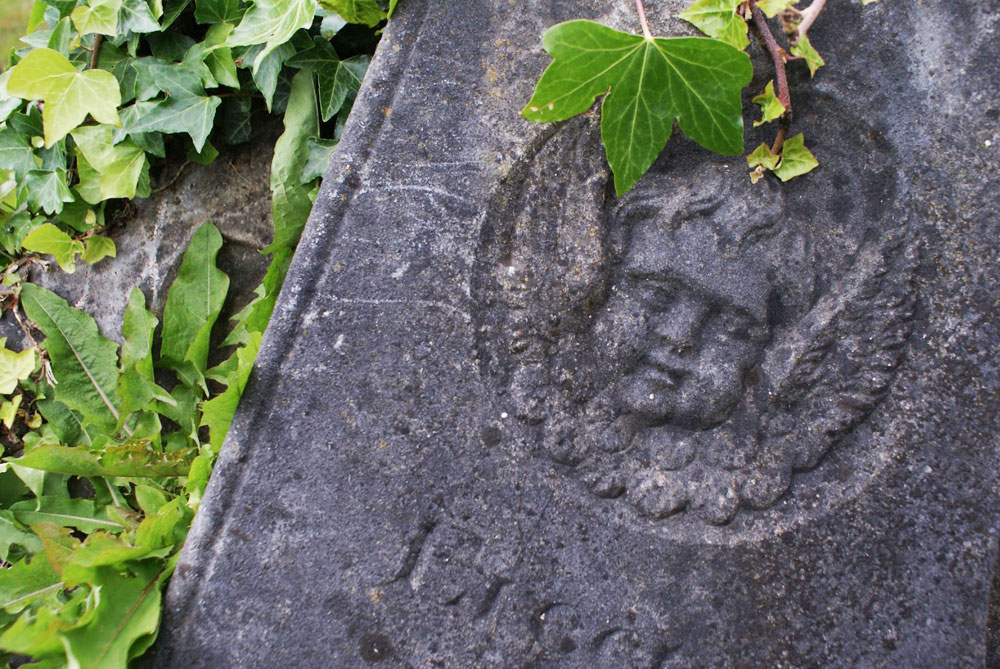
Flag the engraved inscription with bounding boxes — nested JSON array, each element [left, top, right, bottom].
[[473, 112, 918, 526]]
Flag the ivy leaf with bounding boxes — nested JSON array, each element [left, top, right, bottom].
[[195, 0, 242, 23], [301, 136, 337, 183], [247, 41, 296, 112], [159, 223, 229, 383], [22, 170, 75, 215], [0, 345, 36, 395], [0, 127, 40, 180], [751, 80, 785, 127], [773, 133, 818, 181], [121, 95, 222, 152], [71, 0, 124, 36], [228, 0, 317, 73], [290, 38, 368, 121], [83, 235, 116, 264], [318, 0, 386, 26], [20, 283, 122, 434], [791, 34, 824, 76], [132, 58, 207, 100], [746, 142, 780, 170], [679, 0, 749, 51], [119, 0, 161, 33], [220, 97, 252, 144], [6, 49, 122, 148], [756, 0, 797, 17], [523, 21, 752, 195], [71, 125, 148, 203], [22, 223, 84, 273]]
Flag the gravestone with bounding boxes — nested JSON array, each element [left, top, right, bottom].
[[155, 0, 1000, 665]]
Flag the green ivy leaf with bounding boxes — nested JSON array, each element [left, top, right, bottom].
[[22, 170, 75, 215], [679, 0, 749, 51], [301, 136, 337, 183], [71, 125, 148, 203], [751, 80, 785, 127], [522, 21, 751, 195], [791, 34, 824, 76], [289, 38, 368, 121], [0, 127, 40, 180], [773, 133, 818, 181], [746, 142, 780, 170], [20, 283, 122, 433], [6, 49, 122, 148], [22, 223, 84, 273], [247, 41, 296, 111], [756, 0, 797, 17], [318, 0, 386, 26], [159, 223, 229, 383], [0, 345, 36, 395], [119, 0, 162, 33], [194, 0, 242, 23], [83, 235, 116, 264], [228, 0, 317, 73], [71, 0, 124, 36], [120, 95, 221, 152], [132, 58, 207, 100]]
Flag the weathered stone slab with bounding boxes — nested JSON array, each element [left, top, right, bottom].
[[155, 1, 1000, 665]]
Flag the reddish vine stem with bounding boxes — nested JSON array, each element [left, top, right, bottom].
[[635, 0, 653, 40], [89, 35, 102, 69], [747, 0, 791, 154]]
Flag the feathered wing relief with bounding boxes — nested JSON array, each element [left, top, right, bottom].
[[472, 111, 917, 527]]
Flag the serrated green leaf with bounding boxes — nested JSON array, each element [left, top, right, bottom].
[[773, 133, 818, 181], [82, 235, 116, 265], [0, 127, 39, 180], [71, 0, 123, 36], [22, 170, 75, 215], [71, 124, 148, 203], [0, 344, 36, 395], [10, 497, 124, 533], [7, 49, 122, 147], [318, 0, 386, 26], [522, 21, 751, 195], [679, 0, 749, 50], [756, 0, 797, 17], [59, 563, 163, 669], [22, 223, 84, 273], [20, 283, 121, 433], [0, 511, 44, 562], [11, 443, 194, 478], [0, 554, 62, 613], [228, 0, 317, 73], [119, 0, 161, 33], [791, 34, 824, 76], [200, 330, 261, 452], [160, 223, 229, 381], [121, 95, 221, 152], [746, 141, 780, 170], [302, 136, 337, 183], [751, 79, 785, 127], [195, 0, 241, 23]]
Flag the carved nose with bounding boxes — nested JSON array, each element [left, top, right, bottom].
[[651, 295, 708, 353]]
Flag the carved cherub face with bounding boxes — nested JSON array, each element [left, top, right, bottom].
[[595, 172, 779, 430]]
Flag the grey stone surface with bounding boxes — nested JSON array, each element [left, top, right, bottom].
[[156, 0, 1000, 665], [1, 124, 277, 344]]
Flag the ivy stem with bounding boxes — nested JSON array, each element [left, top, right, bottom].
[[795, 0, 826, 40], [635, 0, 653, 40], [89, 34, 102, 70], [747, 0, 791, 154]]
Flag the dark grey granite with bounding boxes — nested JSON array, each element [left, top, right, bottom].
[[156, 0, 1000, 665]]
